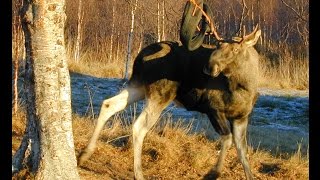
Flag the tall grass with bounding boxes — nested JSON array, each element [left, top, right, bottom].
[[258, 52, 309, 90], [12, 105, 309, 179], [65, 41, 125, 78]]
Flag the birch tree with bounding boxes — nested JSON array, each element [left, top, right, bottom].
[[12, 0, 80, 179], [124, 0, 138, 80], [157, 0, 161, 42], [74, 0, 84, 62], [109, 0, 116, 62], [162, 0, 165, 41], [12, 0, 23, 115]]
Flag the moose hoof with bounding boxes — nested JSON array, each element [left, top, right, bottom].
[[203, 169, 221, 180], [77, 150, 91, 166]]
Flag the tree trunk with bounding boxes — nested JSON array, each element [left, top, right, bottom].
[[124, 0, 138, 80], [12, 0, 80, 179], [116, 29, 120, 62], [161, 0, 165, 41], [109, 0, 116, 62], [157, 0, 161, 42], [13, 0, 25, 115], [13, 0, 21, 115], [74, 0, 83, 62]]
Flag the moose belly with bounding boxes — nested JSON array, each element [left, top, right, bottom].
[[175, 88, 224, 113]]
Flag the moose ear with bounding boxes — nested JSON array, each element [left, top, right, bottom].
[[242, 25, 261, 47]]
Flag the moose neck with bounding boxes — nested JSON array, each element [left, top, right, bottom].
[[223, 47, 259, 93]]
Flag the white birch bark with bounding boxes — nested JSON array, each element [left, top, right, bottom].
[[12, 0, 80, 179], [162, 0, 165, 41], [124, 0, 138, 80], [116, 29, 120, 62], [74, 0, 83, 62], [13, 7, 20, 115], [109, 0, 116, 62], [157, 0, 161, 42]]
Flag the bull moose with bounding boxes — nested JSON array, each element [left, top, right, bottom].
[[79, 1, 261, 179]]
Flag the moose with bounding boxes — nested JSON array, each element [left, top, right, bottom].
[[78, 1, 261, 179]]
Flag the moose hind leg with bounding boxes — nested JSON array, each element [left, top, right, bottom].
[[78, 87, 144, 165], [133, 100, 173, 179], [232, 118, 254, 180], [133, 82, 177, 180]]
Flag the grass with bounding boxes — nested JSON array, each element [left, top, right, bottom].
[[68, 57, 123, 78], [258, 54, 309, 90], [12, 107, 309, 179], [65, 41, 126, 79]]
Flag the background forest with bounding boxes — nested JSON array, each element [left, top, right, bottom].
[[13, 0, 309, 89]]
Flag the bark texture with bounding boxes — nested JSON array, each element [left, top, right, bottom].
[[12, 0, 80, 179]]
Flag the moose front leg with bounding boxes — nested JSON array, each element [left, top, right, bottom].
[[215, 133, 232, 176], [232, 117, 254, 180], [205, 111, 232, 178]]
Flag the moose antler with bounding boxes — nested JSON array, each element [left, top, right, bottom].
[[180, 0, 255, 51], [180, 0, 225, 51], [180, 0, 205, 51], [189, 0, 223, 41]]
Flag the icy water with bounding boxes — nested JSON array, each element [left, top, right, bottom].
[[70, 72, 309, 154]]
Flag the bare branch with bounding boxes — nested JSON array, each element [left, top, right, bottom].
[[281, 0, 308, 22], [296, 22, 308, 46], [235, 0, 249, 36], [189, 0, 223, 40], [124, 0, 163, 16]]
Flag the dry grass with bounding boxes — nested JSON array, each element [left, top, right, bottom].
[[68, 57, 123, 78], [258, 54, 309, 90], [12, 108, 308, 179], [12, 107, 27, 154], [65, 41, 127, 78]]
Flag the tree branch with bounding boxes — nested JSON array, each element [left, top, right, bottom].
[[281, 0, 307, 22], [235, 0, 249, 36]]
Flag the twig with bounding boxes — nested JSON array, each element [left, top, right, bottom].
[[106, 134, 131, 144], [189, 0, 222, 40], [280, 0, 307, 22], [235, 0, 249, 36], [84, 83, 95, 119]]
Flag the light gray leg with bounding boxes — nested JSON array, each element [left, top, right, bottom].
[[132, 99, 169, 180], [215, 133, 232, 175], [232, 118, 254, 180], [78, 87, 144, 165]]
